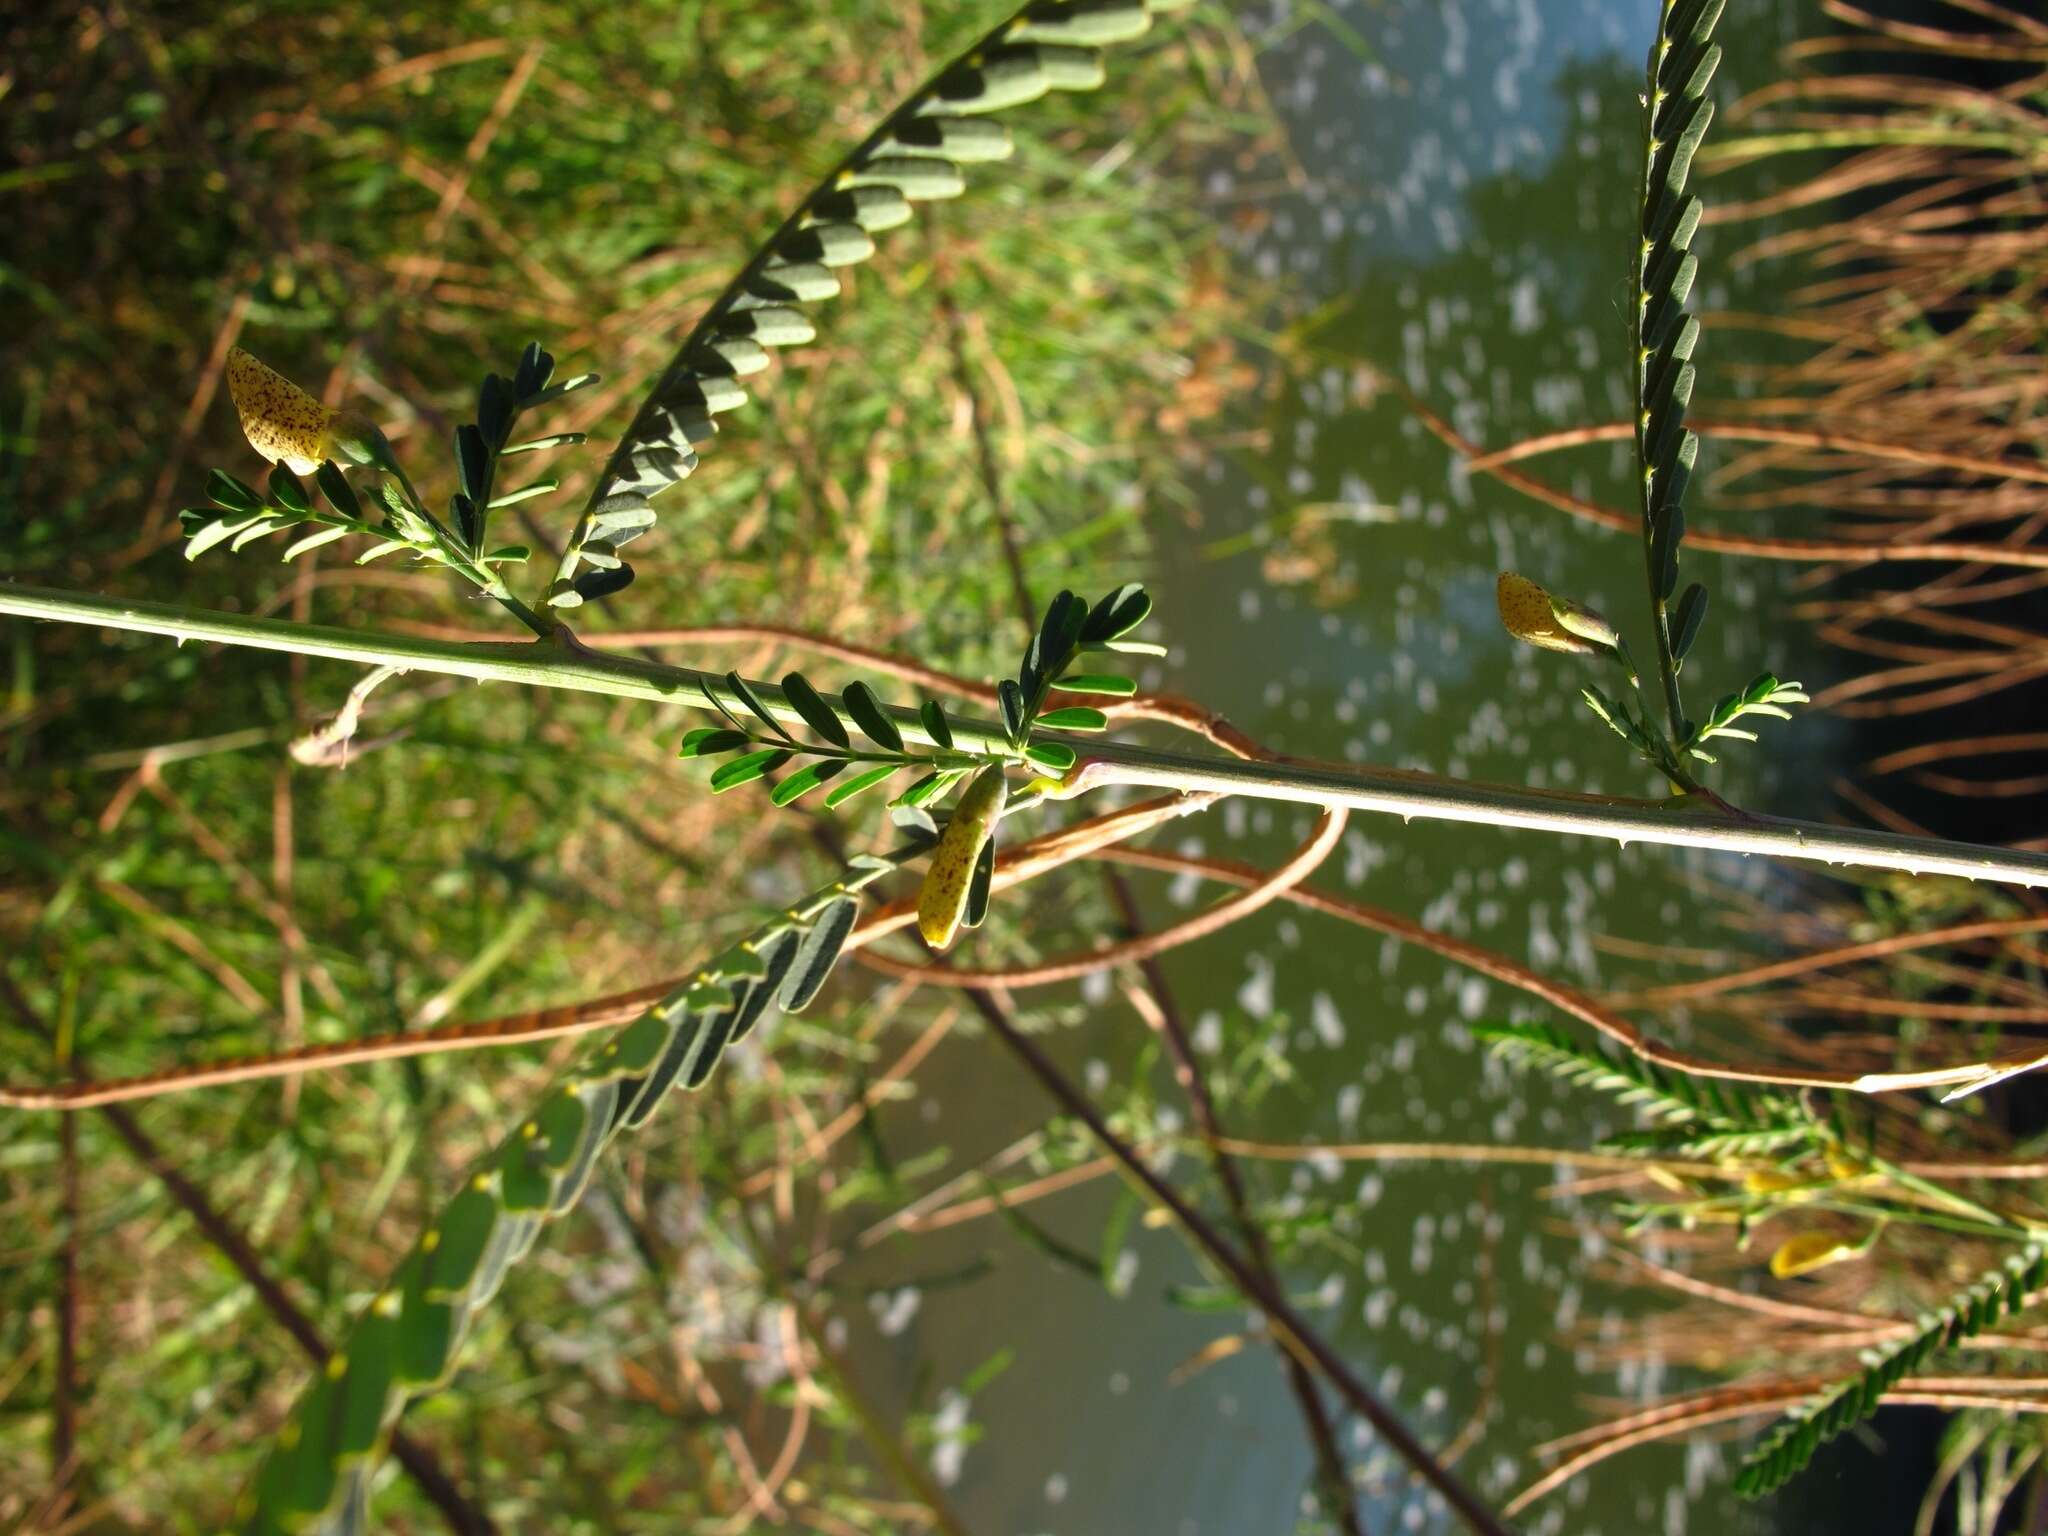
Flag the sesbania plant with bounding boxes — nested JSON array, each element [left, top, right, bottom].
[[1493, 0, 1807, 795], [11, 0, 2048, 1530], [1481, 0, 2046, 1497], [1480, 1018, 2048, 1498]]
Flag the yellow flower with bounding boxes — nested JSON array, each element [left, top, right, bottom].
[[1495, 572, 1621, 656], [916, 766, 1008, 951], [1768, 1229, 1869, 1279], [1825, 1147, 1870, 1182], [226, 347, 338, 475], [1743, 1168, 1807, 1195]]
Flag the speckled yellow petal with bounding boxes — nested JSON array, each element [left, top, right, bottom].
[[1768, 1230, 1867, 1279], [916, 766, 1008, 950], [226, 347, 337, 475], [1495, 572, 1593, 655]]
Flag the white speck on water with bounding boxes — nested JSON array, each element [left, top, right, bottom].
[[1237, 955, 1276, 1019], [1310, 992, 1346, 1047], [1108, 1248, 1139, 1297], [871, 1287, 922, 1337], [929, 1390, 970, 1486]]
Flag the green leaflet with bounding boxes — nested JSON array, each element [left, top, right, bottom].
[[1736, 1246, 2048, 1497], [1476, 1019, 1809, 1144], [549, 0, 1191, 608], [234, 860, 896, 1534], [1632, 0, 1723, 685]]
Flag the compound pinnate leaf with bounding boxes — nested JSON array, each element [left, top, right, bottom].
[[238, 860, 892, 1531]]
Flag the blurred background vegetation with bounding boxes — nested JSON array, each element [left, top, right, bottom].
[[1, 1, 1290, 1529]]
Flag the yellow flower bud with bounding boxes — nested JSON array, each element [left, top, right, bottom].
[[1768, 1229, 1868, 1279], [226, 347, 338, 475], [1742, 1168, 1807, 1195], [1495, 573, 1622, 657], [917, 766, 1008, 951], [1824, 1148, 1869, 1183]]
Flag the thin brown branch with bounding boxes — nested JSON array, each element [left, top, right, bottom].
[[1466, 416, 2048, 487], [0, 976, 493, 1535], [1612, 914, 2048, 1006], [855, 807, 1346, 988]]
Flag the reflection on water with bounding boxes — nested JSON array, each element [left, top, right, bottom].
[[844, 2, 1854, 1532]]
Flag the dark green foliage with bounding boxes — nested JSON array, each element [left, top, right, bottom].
[[1476, 1019, 1811, 1146], [206, 468, 263, 513], [679, 727, 753, 758], [921, 698, 955, 749], [721, 670, 795, 742], [824, 763, 903, 806], [842, 681, 905, 752], [1686, 672, 1810, 761], [234, 862, 895, 1533], [784, 672, 852, 747], [314, 462, 361, 522], [183, 347, 589, 584], [709, 747, 792, 791], [677, 585, 1150, 823], [269, 464, 310, 514], [1635, 0, 1722, 523], [1629, 0, 1721, 722], [996, 583, 1148, 747], [1670, 582, 1707, 664], [1735, 1246, 2048, 1497], [770, 759, 847, 804], [1036, 706, 1107, 731], [551, 0, 1187, 609], [964, 838, 996, 928], [998, 679, 1028, 742], [1052, 672, 1136, 695]]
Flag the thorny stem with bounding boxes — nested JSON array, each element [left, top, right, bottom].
[[10, 581, 2048, 886]]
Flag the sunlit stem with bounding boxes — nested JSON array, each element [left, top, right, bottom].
[[10, 582, 2048, 889]]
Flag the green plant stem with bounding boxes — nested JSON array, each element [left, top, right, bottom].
[[11, 581, 2048, 888], [1871, 1156, 2027, 1233], [372, 445, 551, 637], [1804, 1200, 2038, 1246]]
